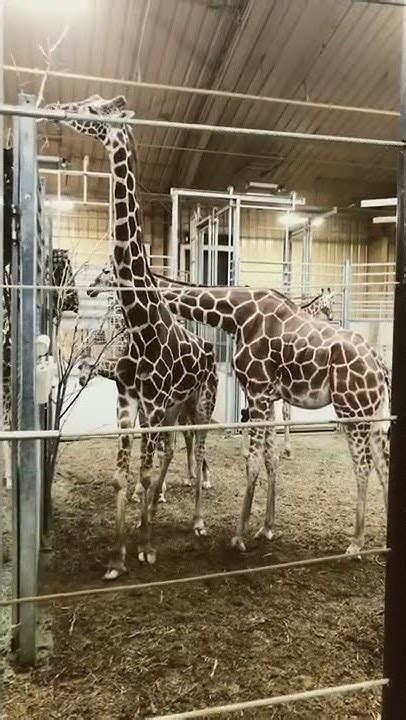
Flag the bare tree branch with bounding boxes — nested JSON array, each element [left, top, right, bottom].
[[36, 26, 69, 108]]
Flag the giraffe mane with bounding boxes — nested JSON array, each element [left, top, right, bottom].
[[301, 293, 323, 308], [153, 271, 299, 310]]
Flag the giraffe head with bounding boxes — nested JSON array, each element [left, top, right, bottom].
[[45, 95, 134, 147], [87, 260, 116, 298], [76, 354, 97, 387], [319, 287, 334, 321]]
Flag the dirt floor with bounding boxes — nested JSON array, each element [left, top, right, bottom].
[[3, 432, 386, 719]]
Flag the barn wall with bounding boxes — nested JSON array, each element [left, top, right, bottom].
[[239, 209, 370, 297], [52, 205, 167, 271]]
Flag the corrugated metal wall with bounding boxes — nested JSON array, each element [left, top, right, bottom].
[[239, 209, 369, 301]]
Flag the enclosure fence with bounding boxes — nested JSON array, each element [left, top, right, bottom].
[[2, 14, 406, 720]]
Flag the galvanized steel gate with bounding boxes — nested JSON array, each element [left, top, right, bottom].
[[10, 95, 53, 665]]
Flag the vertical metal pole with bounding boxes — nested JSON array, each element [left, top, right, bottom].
[[342, 259, 352, 329], [170, 189, 179, 279], [0, 0, 4, 697], [17, 94, 40, 666], [301, 219, 312, 299], [382, 9, 406, 718], [283, 224, 292, 295], [10, 116, 20, 649]]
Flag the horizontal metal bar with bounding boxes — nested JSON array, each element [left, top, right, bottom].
[[0, 104, 401, 147], [0, 416, 396, 442], [40, 167, 111, 179], [2, 281, 397, 291], [150, 679, 389, 719], [174, 188, 306, 204], [361, 197, 397, 207], [0, 547, 388, 608], [2, 63, 399, 118]]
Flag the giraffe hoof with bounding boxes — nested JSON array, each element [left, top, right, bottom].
[[202, 480, 212, 490], [231, 536, 246, 552], [138, 548, 156, 564], [158, 494, 166, 503], [194, 520, 208, 537], [254, 526, 275, 542], [103, 566, 127, 581], [346, 543, 363, 560], [183, 479, 192, 488], [282, 449, 293, 460]]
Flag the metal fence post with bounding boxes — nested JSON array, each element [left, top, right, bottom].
[[0, 0, 4, 699], [17, 94, 40, 666], [283, 225, 292, 296], [170, 189, 179, 279], [341, 259, 352, 328], [382, 9, 406, 717]]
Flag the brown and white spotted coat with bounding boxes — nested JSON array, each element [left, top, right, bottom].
[[155, 278, 390, 556], [77, 352, 212, 501], [47, 95, 218, 578]]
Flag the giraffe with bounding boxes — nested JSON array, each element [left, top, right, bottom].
[[76, 350, 212, 500], [46, 95, 218, 578], [149, 276, 390, 557]]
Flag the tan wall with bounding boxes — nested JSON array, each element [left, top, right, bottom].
[[239, 209, 369, 300], [52, 205, 167, 272]]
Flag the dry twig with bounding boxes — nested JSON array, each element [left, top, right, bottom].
[[36, 26, 69, 108]]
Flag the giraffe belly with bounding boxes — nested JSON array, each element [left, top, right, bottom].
[[281, 384, 331, 410]]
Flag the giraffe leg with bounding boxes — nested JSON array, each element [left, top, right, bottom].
[[282, 401, 293, 460], [193, 428, 208, 536], [202, 457, 211, 490], [370, 426, 389, 515], [149, 430, 175, 518], [255, 406, 277, 542], [137, 408, 166, 565], [104, 392, 137, 581], [182, 429, 195, 487], [4, 441, 12, 490], [344, 426, 374, 557], [231, 396, 269, 551], [156, 435, 168, 503]]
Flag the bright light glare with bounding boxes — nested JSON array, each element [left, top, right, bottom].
[[45, 198, 75, 211], [279, 213, 306, 227], [9, 0, 88, 15], [311, 217, 325, 228]]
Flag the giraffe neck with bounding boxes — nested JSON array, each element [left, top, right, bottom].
[[107, 130, 172, 331], [301, 297, 322, 317], [97, 358, 118, 381], [159, 285, 295, 335]]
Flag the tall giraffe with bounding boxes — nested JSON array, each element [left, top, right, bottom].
[[76, 351, 212, 498], [47, 95, 218, 578], [151, 276, 390, 556]]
